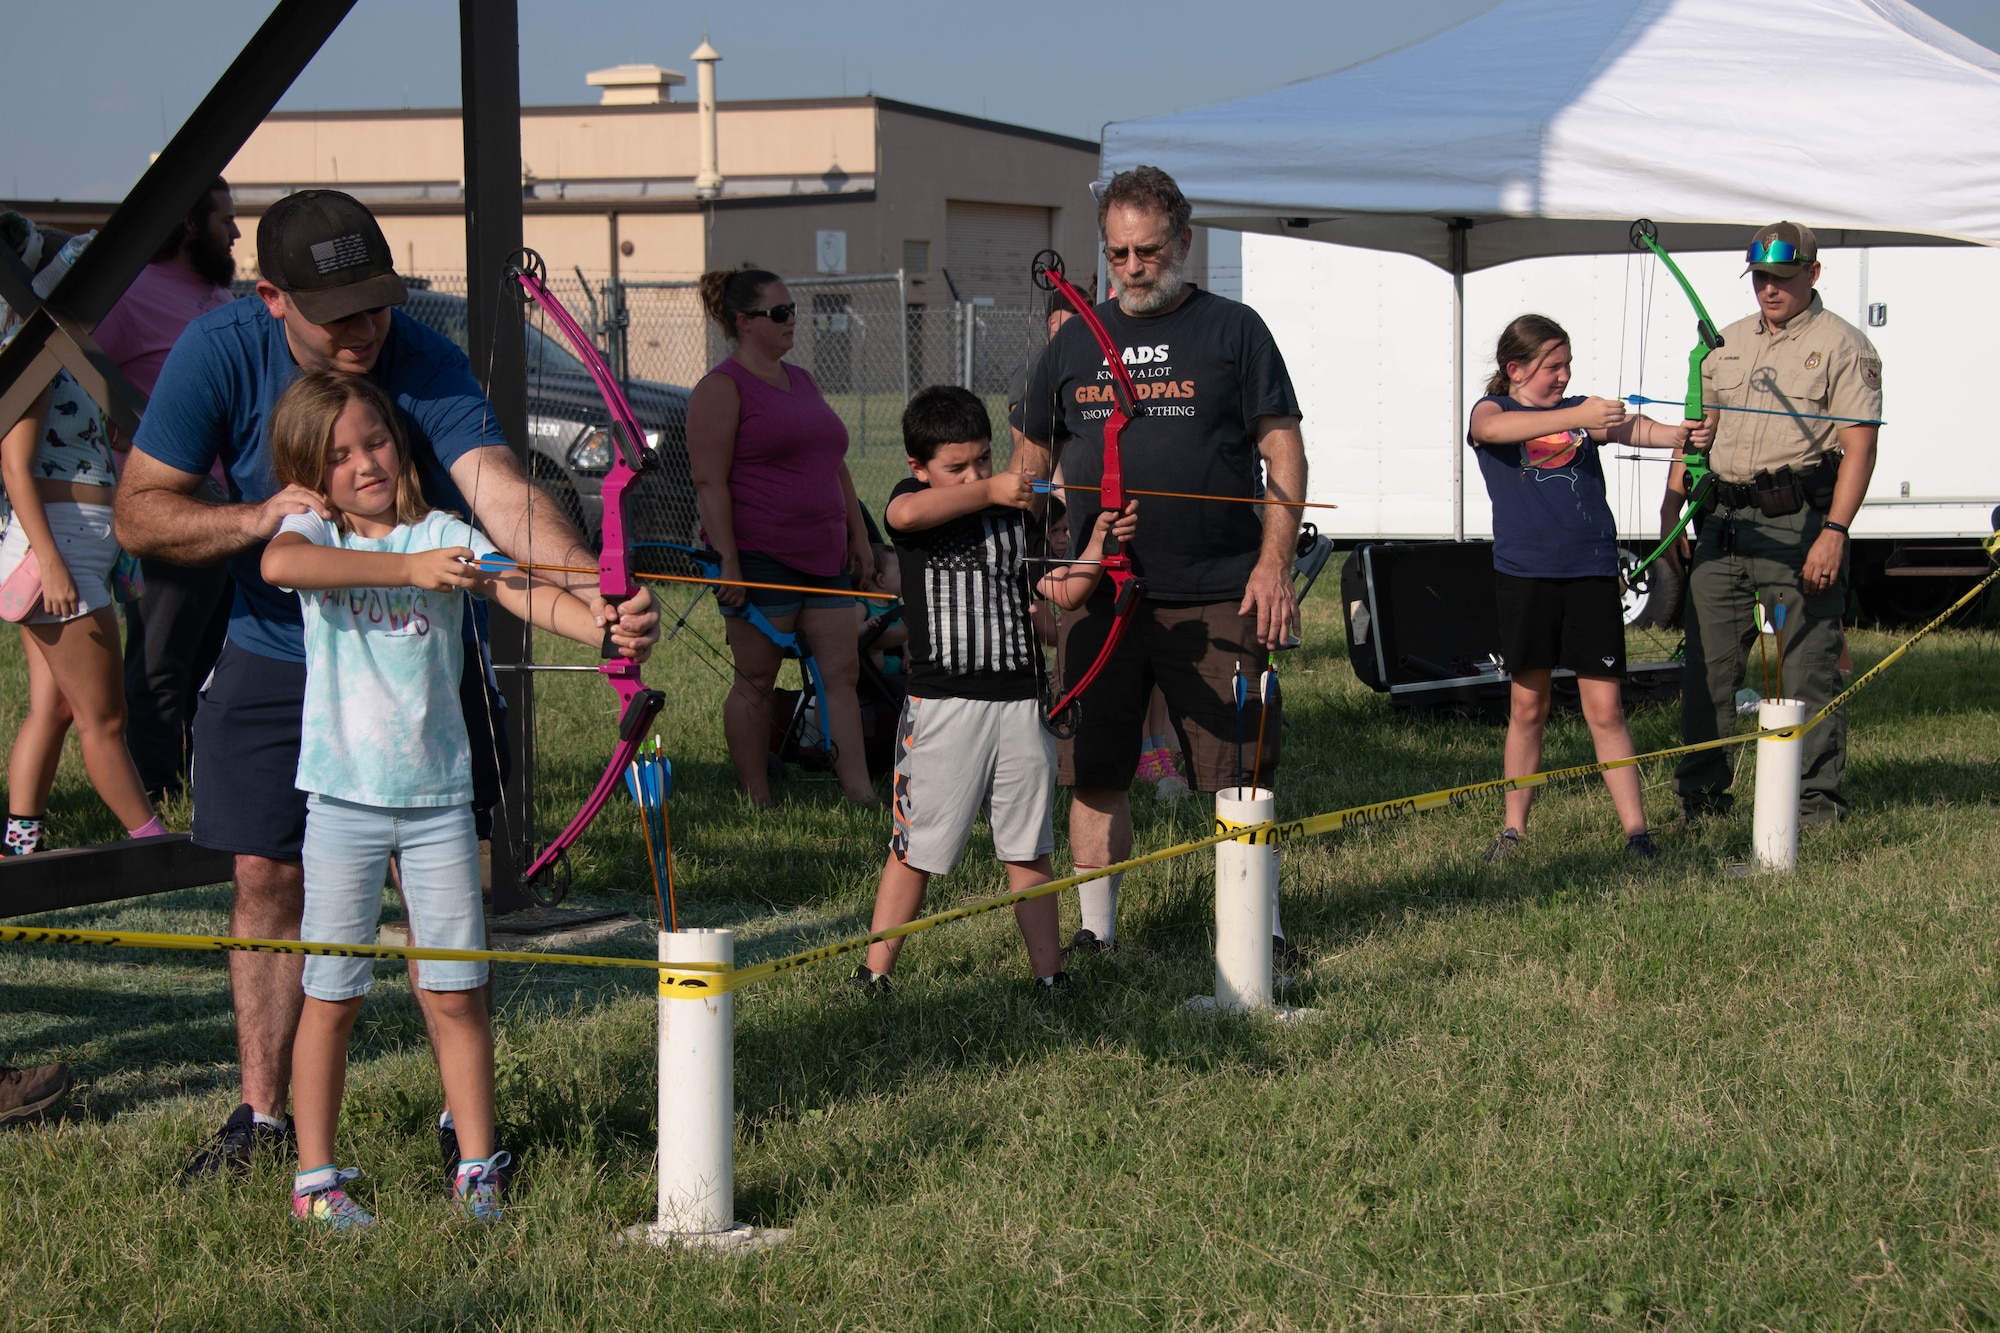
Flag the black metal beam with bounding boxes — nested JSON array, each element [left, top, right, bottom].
[[0, 0, 358, 433], [0, 836, 235, 920], [461, 0, 533, 914]]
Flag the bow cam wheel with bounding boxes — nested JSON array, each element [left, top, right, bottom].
[[1031, 250, 1065, 293], [521, 843, 571, 908], [504, 248, 548, 293], [1629, 219, 1659, 251]]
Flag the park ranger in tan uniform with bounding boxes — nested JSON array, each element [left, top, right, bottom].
[[1660, 221, 1882, 825]]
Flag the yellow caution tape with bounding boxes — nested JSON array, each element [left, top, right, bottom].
[[8, 554, 1995, 997]]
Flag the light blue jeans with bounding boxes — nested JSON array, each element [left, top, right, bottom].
[[300, 794, 487, 1001]]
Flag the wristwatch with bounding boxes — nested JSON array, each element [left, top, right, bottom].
[[1823, 519, 1850, 536]]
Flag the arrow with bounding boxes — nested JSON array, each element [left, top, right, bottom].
[[1032, 478, 1338, 511], [1625, 395, 1881, 426]]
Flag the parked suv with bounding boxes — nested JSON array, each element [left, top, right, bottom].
[[232, 281, 697, 556]]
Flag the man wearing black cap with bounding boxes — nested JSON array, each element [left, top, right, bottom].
[[114, 190, 659, 1178], [1658, 221, 1881, 826]]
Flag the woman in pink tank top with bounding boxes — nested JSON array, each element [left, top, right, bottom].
[[687, 268, 876, 806]]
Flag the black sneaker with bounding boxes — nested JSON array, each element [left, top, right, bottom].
[[1064, 929, 1117, 955], [439, 1118, 518, 1193], [1481, 828, 1524, 863], [849, 963, 892, 996], [1033, 971, 1074, 999], [1625, 831, 1661, 861], [182, 1102, 294, 1180], [1272, 935, 1302, 971]]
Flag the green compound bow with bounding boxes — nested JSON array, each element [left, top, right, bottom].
[[1624, 218, 1722, 592]]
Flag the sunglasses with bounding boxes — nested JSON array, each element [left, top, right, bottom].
[[1747, 238, 1806, 265], [742, 304, 797, 324]]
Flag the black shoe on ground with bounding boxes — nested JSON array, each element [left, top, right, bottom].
[[1033, 971, 1074, 999], [182, 1102, 294, 1180], [1272, 935, 1302, 971], [0, 1062, 71, 1126], [1625, 831, 1661, 861], [849, 963, 892, 996], [439, 1118, 518, 1193], [1064, 929, 1116, 955]]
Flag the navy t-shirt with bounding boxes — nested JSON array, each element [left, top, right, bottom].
[[133, 299, 506, 661], [1468, 394, 1618, 579]]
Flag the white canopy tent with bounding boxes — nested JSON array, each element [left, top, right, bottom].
[[1102, 0, 2000, 535]]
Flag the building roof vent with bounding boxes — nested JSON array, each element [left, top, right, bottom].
[[585, 64, 687, 106]]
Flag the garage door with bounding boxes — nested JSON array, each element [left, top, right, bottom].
[[944, 201, 1051, 308]]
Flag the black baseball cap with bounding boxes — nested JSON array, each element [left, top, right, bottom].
[[256, 189, 408, 324]]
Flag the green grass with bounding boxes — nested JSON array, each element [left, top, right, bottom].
[[4, 576, 2000, 1329]]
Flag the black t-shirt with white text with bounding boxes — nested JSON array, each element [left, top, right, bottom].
[[886, 477, 1040, 702], [1012, 286, 1300, 601]]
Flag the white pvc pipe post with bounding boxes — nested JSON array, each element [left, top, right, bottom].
[[643, 928, 787, 1253], [1213, 786, 1276, 1010], [1185, 787, 1313, 1021], [1752, 699, 1806, 873]]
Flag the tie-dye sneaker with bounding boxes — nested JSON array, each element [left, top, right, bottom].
[[452, 1150, 512, 1222], [292, 1166, 374, 1230]]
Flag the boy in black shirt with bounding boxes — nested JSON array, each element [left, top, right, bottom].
[[854, 387, 1134, 994]]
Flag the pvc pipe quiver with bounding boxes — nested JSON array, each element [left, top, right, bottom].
[[1752, 699, 1805, 873], [1213, 786, 1278, 1009], [646, 928, 787, 1252]]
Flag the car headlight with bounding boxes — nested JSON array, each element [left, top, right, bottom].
[[568, 425, 615, 472]]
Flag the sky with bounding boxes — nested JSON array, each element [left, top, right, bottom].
[[6, 0, 1998, 203]]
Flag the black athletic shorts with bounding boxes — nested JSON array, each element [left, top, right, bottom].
[[192, 638, 510, 862], [1494, 573, 1626, 677]]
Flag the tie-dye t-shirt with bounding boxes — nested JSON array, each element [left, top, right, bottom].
[[276, 509, 497, 807], [1466, 394, 1617, 579]]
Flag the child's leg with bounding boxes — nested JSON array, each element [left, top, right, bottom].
[[1577, 674, 1647, 835], [416, 985, 494, 1164], [295, 794, 398, 1169], [865, 857, 930, 977], [1004, 855, 1060, 978], [1501, 669, 1553, 831], [395, 804, 495, 1163], [293, 997, 363, 1170]]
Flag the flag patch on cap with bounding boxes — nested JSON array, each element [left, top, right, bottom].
[[309, 233, 371, 275]]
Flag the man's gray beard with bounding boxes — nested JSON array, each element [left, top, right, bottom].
[[1118, 256, 1188, 315]]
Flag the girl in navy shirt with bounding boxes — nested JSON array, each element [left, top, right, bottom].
[[1467, 314, 1704, 863]]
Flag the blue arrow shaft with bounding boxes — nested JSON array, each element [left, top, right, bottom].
[[1625, 395, 1880, 425]]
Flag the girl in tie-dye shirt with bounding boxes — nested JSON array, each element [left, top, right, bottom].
[[261, 371, 625, 1230]]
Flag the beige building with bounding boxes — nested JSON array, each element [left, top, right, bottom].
[[219, 57, 1193, 308]]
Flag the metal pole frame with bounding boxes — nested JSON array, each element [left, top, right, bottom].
[[459, 0, 533, 914]]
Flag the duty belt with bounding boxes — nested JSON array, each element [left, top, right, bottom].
[[1709, 478, 1763, 510]]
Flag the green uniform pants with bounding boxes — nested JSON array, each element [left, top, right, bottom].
[[1676, 503, 1849, 824]]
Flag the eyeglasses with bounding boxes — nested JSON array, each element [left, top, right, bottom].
[[1747, 238, 1806, 265], [742, 304, 796, 324], [1103, 241, 1173, 266]]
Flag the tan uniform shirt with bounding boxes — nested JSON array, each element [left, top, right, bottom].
[[1700, 293, 1882, 483]]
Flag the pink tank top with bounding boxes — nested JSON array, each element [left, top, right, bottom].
[[709, 358, 851, 576]]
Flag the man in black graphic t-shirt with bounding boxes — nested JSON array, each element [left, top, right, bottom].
[[1011, 165, 1306, 953]]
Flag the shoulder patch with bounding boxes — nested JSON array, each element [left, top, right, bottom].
[[1805, 351, 1821, 370], [1862, 360, 1881, 389]]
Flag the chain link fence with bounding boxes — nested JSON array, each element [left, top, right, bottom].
[[388, 270, 1047, 550]]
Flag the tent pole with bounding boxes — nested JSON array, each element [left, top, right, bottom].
[[1449, 219, 1470, 542]]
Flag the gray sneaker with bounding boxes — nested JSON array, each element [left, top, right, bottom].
[[0, 1062, 71, 1126], [1481, 828, 1524, 863]]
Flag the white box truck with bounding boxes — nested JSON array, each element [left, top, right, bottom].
[[1239, 232, 1999, 625]]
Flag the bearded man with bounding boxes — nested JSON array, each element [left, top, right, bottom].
[[1012, 165, 1307, 956]]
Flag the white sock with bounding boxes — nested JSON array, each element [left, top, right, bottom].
[[294, 1164, 338, 1194], [439, 1109, 455, 1130], [1078, 870, 1123, 944], [252, 1111, 287, 1130]]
